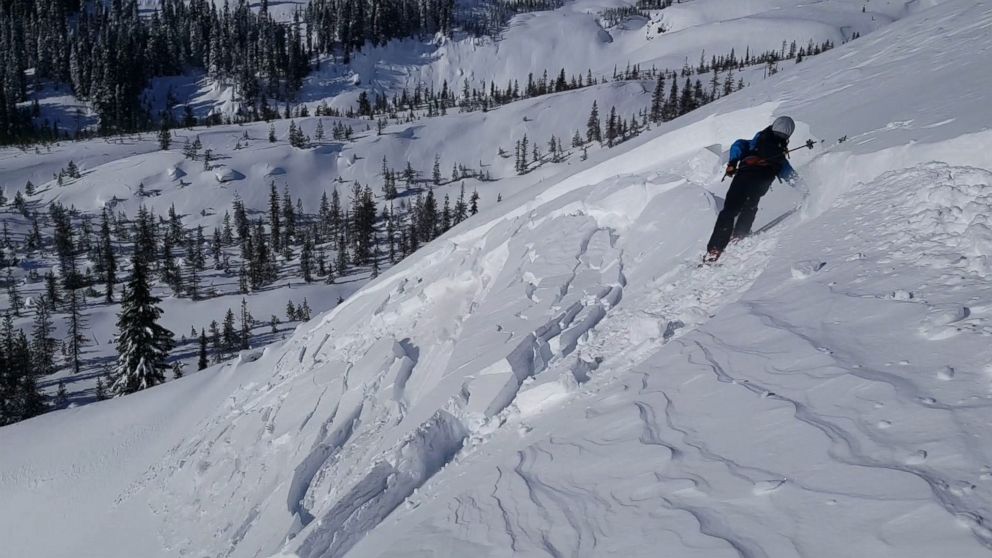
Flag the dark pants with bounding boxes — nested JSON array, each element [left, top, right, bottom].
[[707, 171, 773, 252]]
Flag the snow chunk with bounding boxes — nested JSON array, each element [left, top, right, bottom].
[[512, 376, 576, 418], [790, 260, 826, 279], [214, 168, 245, 183], [255, 163, 286, 177]]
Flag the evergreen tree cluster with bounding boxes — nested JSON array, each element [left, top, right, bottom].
[[342, 34, 836, 129], [0, 0, 313, 142], [0, 145, 487, 425], [307, 0, 456, 60], [456, 0, 565, 38], [0, 311, 46, 426]]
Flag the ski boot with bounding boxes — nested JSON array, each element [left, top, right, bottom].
[[703, 248, 722, 264]]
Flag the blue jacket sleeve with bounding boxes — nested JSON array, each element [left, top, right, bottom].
[[778, 159, 797, 181], [728, 139, 750, 165], [729, 132, 762, 165]]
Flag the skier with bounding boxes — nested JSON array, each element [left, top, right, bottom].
[[704, 116, 799, 262]]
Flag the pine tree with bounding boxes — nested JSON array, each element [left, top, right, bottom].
[[329, 188, 343, 239], [432, 154, 442, 185], [158, 123, 171, 150], [269, 181, 281, 251], [44, 271, 61, 310], [221, 308, 238, 353], [662, 79, 679, 121], [198, 329, 209, 370], [587, 101, 602, 143], [454, 183, 468, 224], [300, 234, 314, 283], [50, 203, 80, 289], [679, 77, 694, 116], [65, 287, 87, 375], [650, 75, 666, 123], [238, 297, 255, 350], [30, 298, 57, 377], [282, 186, 296, 241], [5, 273, 23, 317], [161, 235, 183, 295], [470, 189, 480, 215], [336, 228, 349, 276], [606, 106, 619, 147], [441, 194, 452, 232], [111, 259, 175, 396], [95, 375, 108, 401], [100, 208, 116, 302]]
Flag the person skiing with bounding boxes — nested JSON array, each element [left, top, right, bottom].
[[704, 116, 799, 262]]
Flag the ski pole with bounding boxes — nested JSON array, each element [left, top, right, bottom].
[[787, 139, 817, 154]]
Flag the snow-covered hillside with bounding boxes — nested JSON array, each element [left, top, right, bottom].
[[125, 0, 903, 119], [3, 0, 992, 557]]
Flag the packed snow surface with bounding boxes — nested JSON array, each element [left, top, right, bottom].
[[3, 0, 992, 557]]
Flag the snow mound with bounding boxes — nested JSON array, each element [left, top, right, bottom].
[[214, 167, 245, 182], [255, 163, 287, 177], [166, 166, 186, 180]]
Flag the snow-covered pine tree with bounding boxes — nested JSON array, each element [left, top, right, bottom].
[[221, 309, 238, 353], [111, 258, 175, 396], [650, 75, 666, 123], [587, 101, 602, 143], [158, 123, 171, 150], [441, 194, 452, 232], [282, 186, 296, 242], [30, 297, 57, 377], [239, 298, 252, 350], [5, 273, 23, 316], [432, 154, 442, 185], [65, 287, 87, 375], [300, 234, 314, 283], [454, 183, 468, 224], [99, 208, 116, 303], [606, 106, 618, 147], [268, 182, 281, 252]]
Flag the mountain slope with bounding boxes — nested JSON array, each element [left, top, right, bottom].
[[2, 1, 992, 557]]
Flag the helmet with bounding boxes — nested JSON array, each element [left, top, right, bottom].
[[771, 116, 795, 139]]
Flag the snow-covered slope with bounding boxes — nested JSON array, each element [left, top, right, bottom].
[[124, 0, 906, 119], [297, 0, 895, 113], [3, 0, 992, 557]]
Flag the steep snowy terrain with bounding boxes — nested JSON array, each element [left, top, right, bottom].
[[5, 0, 870, 409], [3, 0, 992, 557]]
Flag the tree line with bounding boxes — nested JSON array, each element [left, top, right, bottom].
[[0, 156, 486, 425]]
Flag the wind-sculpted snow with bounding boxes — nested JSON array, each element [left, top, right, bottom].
[[342, 161, 992, 558], [3, 1, 992, 557]]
